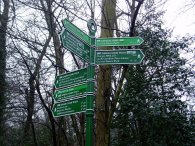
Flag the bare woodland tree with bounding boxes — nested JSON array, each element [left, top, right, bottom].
[[5, 0, 95, 145], [0, 0, 10, 144]]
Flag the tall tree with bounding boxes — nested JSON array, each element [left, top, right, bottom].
[[96, 0, 144, 145], [4, 0, 91, 145], [111, 10, 195, 146], [96, 0, 116, 145], [0, 0, 10, 144]]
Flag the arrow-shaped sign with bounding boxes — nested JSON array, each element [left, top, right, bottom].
[[96, 37, 144, 47], [61, 30, 90, 62], [55, 68, 87, 89], [54, 84, 87, 102], [52, 98, 86, 117], [62, 19, 90, 44], [95, 49, 145, 65]]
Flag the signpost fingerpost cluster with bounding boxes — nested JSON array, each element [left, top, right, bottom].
[[52, 19, 145, 146]]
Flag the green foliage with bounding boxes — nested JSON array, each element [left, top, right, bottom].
[[35, 125, 53, 146], [111, 14, 195, 146], [3, 122, 52, 146]]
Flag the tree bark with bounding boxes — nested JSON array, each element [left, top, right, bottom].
[[95, 0, 116, 146], [0, 0, 9, 144], [22, 77, 37, 146]]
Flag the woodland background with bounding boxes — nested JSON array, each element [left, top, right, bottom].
[[0, 0, 195, 146]]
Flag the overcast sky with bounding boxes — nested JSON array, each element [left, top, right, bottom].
[[163, 0, 195, 36]]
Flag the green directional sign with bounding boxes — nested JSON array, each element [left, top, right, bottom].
[[96, 37, 144, 47], [54, 84, 87, 102], [55, 68, 87, 89], [95, 49, 144, 65], [52, 98, 86, 117], [62, 19, 90, 44], [61, 30, 90, 62]]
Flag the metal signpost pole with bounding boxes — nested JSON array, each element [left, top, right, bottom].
[[86, 19, 97, 146]]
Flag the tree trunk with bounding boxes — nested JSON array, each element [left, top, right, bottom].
[[79, 114, 85, 146], [95, 0, 116, 146], [0, 0, 9, 144], [22, 77, 37, 146]]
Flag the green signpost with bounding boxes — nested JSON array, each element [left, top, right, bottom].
[[96, 37, 144, 47], [54, 84, 87, 102], [62, 19, 90, 44], [95, 49, 145, 65], [55, 68, 87, 89], [52, 18, 144, 146], [52, 98, 86, 117], [61, 30, 90, 62]]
